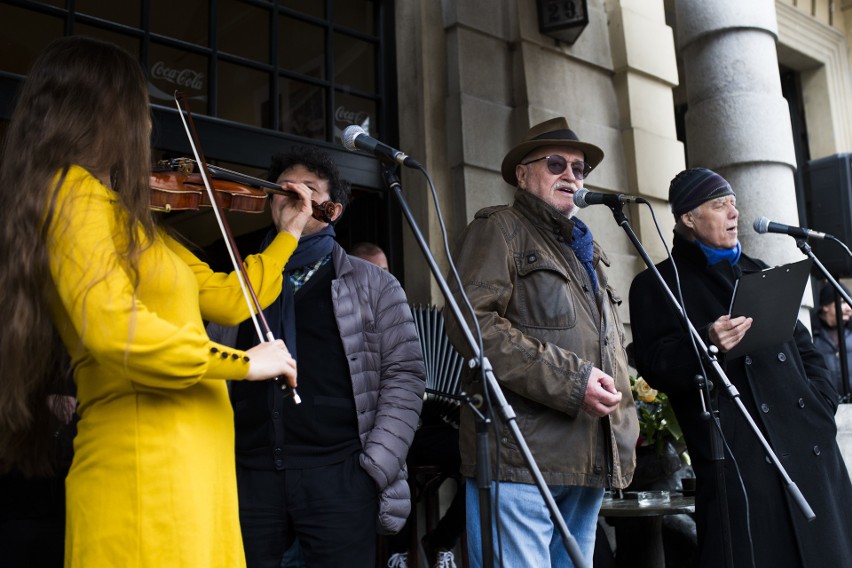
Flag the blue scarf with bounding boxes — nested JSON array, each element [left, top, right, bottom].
[[696, 239, 741, 266], [570, 217, 598, 293], [259, 225, 336, 356]]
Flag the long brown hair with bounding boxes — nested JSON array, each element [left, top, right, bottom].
[[0, 36, 156, 475]]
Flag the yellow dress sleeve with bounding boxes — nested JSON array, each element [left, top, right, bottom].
[[164, 230, 297, 326], [46, 167, 266, 389]]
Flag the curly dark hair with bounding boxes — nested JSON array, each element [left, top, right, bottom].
[[267, 145, 351, 213]]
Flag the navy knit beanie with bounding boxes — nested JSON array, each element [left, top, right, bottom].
[[669, 167, 735, 217]]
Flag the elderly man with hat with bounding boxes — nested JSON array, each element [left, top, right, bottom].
[[629, 168, 852, 567], [444, 117, 639, 567]]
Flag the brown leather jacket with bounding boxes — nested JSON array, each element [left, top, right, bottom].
[[445, 189, 638, 489]]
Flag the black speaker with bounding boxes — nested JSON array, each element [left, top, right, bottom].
[[806, 153, 852, 278]]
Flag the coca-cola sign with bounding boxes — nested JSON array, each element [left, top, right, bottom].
[[151, 61, 205, 91], [335, 106, 369, 127]]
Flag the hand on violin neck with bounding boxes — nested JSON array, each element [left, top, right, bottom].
[[271, 181, 316, 238], [244, 339, 298, 385]]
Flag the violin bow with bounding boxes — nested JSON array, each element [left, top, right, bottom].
[[173, 91, 301, 403]]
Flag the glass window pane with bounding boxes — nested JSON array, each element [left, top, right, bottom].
[[75, 0, 141, 28], [219, 0, 269, 63], [0, 6, 64, 76], [279, 78, 326, 140], [333, 0, 374, 35], [150, 0, 209, 47], [148, 43, 209, 114], [73, 25, 141, 62], [278, 0, 325, 19], [218, 61, 269, 128], [333, 91, 375, 144], [334, 33, 374, 93], [279, 16, 325, 79]]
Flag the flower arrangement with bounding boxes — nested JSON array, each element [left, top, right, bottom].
[[630, 375, 684, 456]]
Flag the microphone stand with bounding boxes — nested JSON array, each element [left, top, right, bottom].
[[602, 202, 816, 566], [795, 239, 852, 401], [381, 165, 589, 568]]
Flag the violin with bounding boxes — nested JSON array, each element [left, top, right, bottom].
[[171, 91, 305, 402], [150, 158, 337, 223]]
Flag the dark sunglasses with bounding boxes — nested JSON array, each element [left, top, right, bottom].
[[521, 155, 592, 180]]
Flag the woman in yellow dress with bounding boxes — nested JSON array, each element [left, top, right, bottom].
[[0, 36, 311, 567]]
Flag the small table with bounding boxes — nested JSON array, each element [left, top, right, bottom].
[[599, 493, 695, 517], [598, 493, 695, 567]]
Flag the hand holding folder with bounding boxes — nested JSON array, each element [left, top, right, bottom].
[[724, 259, 812, 359]]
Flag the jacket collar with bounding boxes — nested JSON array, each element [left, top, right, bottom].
[[511, 188, 611, 269], [513, 188, 577, 241], [671, 231, 708, 268]]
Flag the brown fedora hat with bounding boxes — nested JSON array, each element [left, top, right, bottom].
[[500, 117, 604, 186]]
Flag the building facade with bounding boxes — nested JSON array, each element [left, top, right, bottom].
[[2, 0, 852, 336]]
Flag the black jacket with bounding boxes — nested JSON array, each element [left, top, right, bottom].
[[629, 232, 852, 567]]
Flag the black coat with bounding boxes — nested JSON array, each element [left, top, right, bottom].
[[629, 233, 852, 568]]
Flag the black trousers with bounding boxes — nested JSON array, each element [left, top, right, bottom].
[[237, 452, 378, 568]]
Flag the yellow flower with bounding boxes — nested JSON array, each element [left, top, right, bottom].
[[634, 377, 658, 403]]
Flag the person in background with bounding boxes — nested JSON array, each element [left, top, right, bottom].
[[351, 241, 389, 271], [629, 167, 852, 567], [0, 36, 309, 567], [208, 146, 425, 568], [444, 117, 639, 567], [811, 281, 852, 401]]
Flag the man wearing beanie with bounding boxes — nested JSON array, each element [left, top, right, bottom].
[[629, 167, 852, 567], [811, 282, 852, 400], [444, 117, 639, 567]]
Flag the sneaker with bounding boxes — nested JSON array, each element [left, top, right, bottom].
[[433, 550, 457, 568], [421, 534, 457, 568], [387, 552, 408, 568]]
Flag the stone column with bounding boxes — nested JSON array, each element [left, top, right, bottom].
[[676, 0, 799, 266]]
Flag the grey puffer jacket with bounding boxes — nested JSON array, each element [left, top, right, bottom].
[[445, 189, 638, 489], [209, 242, 425, 534], [333, 245, 426, 534]]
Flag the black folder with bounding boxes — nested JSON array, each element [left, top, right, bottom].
[[726, 258, 813, 359]]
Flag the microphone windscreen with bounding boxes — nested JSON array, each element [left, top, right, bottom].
[[573, 188, 590, 208], [341, 125, 364, 152], [753, 216, 770, 234]]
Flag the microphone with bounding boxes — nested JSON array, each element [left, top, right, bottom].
[[753, 216, 828, 240], [573, 188, 646, 208], [341, 125, 421, 168]]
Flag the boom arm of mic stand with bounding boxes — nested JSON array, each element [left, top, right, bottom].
[[608, 205, 815, 523], [380, 165, 590, 568]]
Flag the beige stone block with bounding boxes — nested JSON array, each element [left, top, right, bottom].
[[615, 0, 665, 23], [632, 198, 676, 264], [459, 166, 515, 222], [521, 43, 619, 126], [609, 6, 678, 84], [614, 72, 678, 135], [450, 27, 513, 105], [622, 128, 685, 200], [443, 0, 510, 39], [517, 0, 614, 71], [458, 94, 514, 172]]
